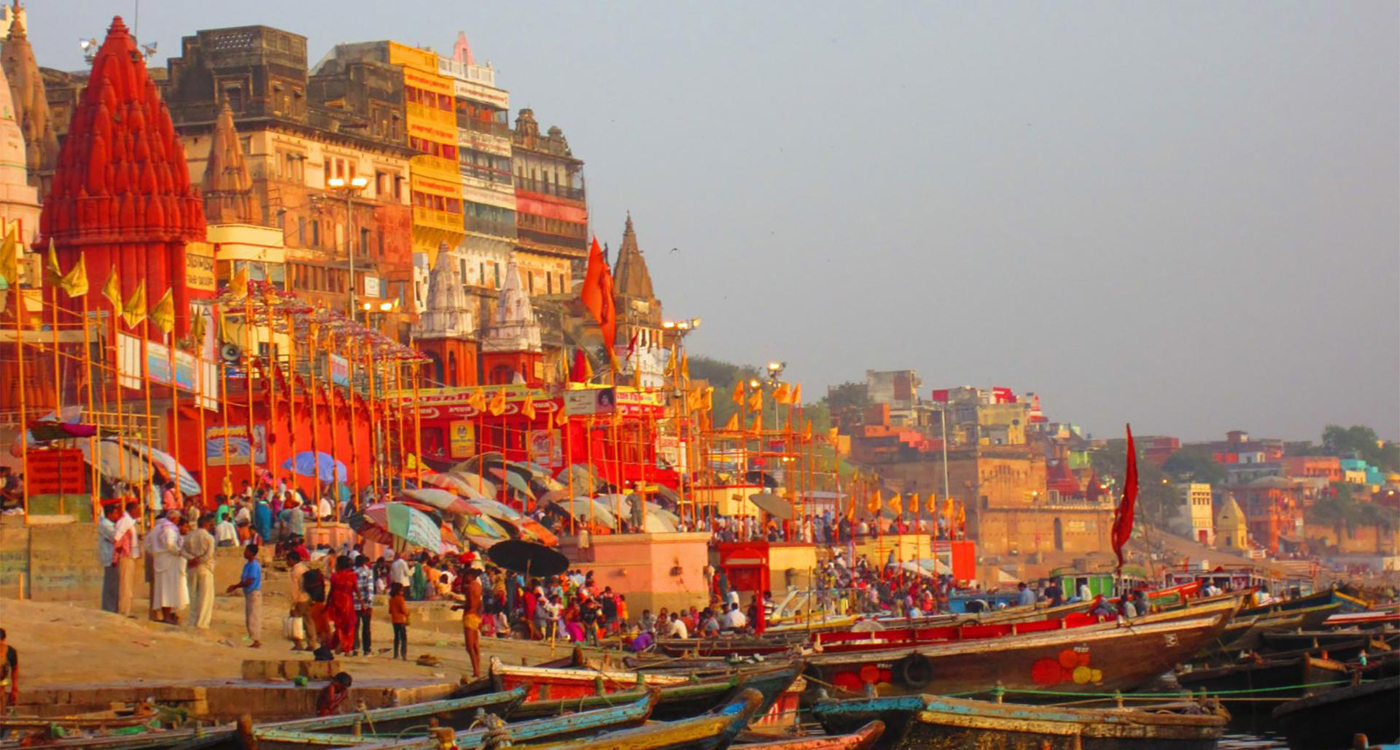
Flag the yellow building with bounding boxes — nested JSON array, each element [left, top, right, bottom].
[[1216, 494, 1248, 551], [388, 42, 464, 265]]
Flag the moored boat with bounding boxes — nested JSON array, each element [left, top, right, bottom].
[[1272, 676, 1400, 750], [252, 686, 526, 738], [733, 722, 884, 750], [811, 693, 1227, 750], [499, 688, 764, 750], [1175, 654, 1348, 712], [804, 611, 1230, 698]]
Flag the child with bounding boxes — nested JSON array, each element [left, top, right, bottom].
[[225, 544, 263, 648], [389, 582, 409, 660]]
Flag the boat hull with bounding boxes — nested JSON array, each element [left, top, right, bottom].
[[805, 614, 1229, 699], [1176, 655, 1346, 713], [813, 695, 1225, 750], [1272, 676, 1400, 750]]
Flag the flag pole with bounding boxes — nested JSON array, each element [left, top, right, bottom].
[[194, 308, 209, 510], [347, 338, 359, 508], [283, 309, 297, 501], [81, 286, 100, 520], [14, 286, 29, 522], [264, 299, 279, 496], [140, 315, 155, 525], [165, 322, 180, 508], [412, 358, 422, 489], [241, 294, 257, 495]]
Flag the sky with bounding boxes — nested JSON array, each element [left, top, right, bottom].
[[26, 1, 1400, 442]]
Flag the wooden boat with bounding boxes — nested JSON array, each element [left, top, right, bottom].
[[1272, 676, 1400, 750], [804, 611, 1230, 698], [812, 693, 1227, 750], [732, 722, 884, 750], [656, 635, 802, 658], [253, 689, 659, 750], [489, 657, 803, 720], [1175, 654, 1348, 712], [0, 727, 236, 750], [1237, 588, 1369, 619], [1324, 609, 1400, 628], [1259, 627, 1395, 653], [502, 688, 763, 750], [506, 682, 735, 722], [253, 687, 525, 739]]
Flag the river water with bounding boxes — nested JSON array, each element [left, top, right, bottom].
[[1220, 731, 1288, 749]]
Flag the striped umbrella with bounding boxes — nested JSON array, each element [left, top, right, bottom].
[[349, 502, 443, 552]]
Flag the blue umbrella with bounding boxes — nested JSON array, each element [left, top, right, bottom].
[[281, 451, 347, 483]]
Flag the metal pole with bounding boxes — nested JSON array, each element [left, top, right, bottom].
[[345, 190, 356, 318]]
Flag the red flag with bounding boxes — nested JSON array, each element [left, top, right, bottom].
[[569, 348, 592, 383], [580, 237, 617, 365], [1111, 424, 1138, 570]]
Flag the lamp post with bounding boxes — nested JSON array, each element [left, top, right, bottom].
[[327, 176, 369, 318]]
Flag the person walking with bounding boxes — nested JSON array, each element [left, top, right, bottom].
[[183, 514, 217, 629], [226, 544, 264, 648], [353, 555, 375, 656], [389, 583, 409, 660], [98, 503, 121, 613], [287, 551, 311, 651]]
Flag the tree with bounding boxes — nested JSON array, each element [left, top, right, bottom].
[[822, 381, 870, 429], [1162, 446, 1227, 486], [689, 356, 761, 428], [1090, 439, 1178, 527], [1320, 424, 1400, 472]]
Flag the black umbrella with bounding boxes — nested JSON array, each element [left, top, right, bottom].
[[486, 539, 570, 577]]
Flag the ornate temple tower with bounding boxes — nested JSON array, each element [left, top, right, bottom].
[[480, 260, 542, 386], [0, 52, 39, 248], [37, 17, 207, 338], [612, 214, 666, 387], [415, 242, 478, 387], [0, 8, 56, 198], [201, 102, 253, 225]]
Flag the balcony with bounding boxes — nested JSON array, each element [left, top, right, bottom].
[[458, 117, 512, 139], [464, 217, 518, 239], [412, 206, 463, 235], [514, 177, 585, 202], [406, 102, 456, 129]]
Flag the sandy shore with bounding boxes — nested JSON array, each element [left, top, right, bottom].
[[3, 589, 574, 693]]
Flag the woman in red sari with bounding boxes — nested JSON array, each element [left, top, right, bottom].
[[327, 555, 359, 654]]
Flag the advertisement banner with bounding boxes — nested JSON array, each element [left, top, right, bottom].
[[205, 425, 266, 463], [528, 430, 561, 469], [328, 354, 350, 387], [563, 387, 616, 416], [184, 242, 217, 291], [25, 448, 87, 495], [448, 421, 475, 459]]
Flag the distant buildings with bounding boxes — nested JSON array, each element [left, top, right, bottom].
[[1178, 482, 1214, 545]]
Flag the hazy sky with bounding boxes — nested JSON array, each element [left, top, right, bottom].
[[28, 2, 1399, 441]]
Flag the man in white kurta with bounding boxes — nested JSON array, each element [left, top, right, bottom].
[[146, 510, 189, 622], [182, 514, 217, 629]]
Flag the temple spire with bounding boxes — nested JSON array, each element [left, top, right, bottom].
[[613, 211, 654, 301], [482, 260, 541, 353], [0, 2, 58, 192], [416, 242, 474, 340], [201, 101, 254, 225]]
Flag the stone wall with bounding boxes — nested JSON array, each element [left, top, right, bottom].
[[0, 516, 103, 601]]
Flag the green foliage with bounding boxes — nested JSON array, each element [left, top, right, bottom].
[[689, 355, 761, 427], [822, 381, 871, 428], [1320, 424, 1400, 472], [1162, 446, 1227, 486]]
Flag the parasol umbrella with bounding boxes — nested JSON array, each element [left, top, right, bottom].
[[78, 440, 154, 485], [558, 497, 619, 530], [560, 464, 611, 494], [123, 442, 201, 495], [349, 502, 444, 552], [447, 471, 497, 499], [282, 451, 347, 484], [487, 539, 570, 577], [643, 500, 680, 528], [401, 487, 477, 516], [652, 484, 682, 506], [423, 471, 486, 499], [489, 467, 536, 501], [748, 491, 795, 520], [458, 513, 512, 542], [468, 498, 560, 546]]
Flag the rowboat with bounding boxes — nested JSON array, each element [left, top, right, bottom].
[[1237, 588, 1369, 619], [252, 687, 526, 739], [656, 635, 802, 658], [1272, 676, 1400, 750], [804, 611, 1231, 698], [733, 722, 884, 750], [511, 688, 763, 750], [253, 689, 659, 750], [1259, 627, 1396, 653], [489, 657, 803, 721], [812, 694, 1227, 750], [1175, 654, 1349, 712]]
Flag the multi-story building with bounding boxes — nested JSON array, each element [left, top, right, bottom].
[[1229, 476, 1305, 553], [439, 33, 515, 323], [929, 386, 1031, 447], [511, 107, 587, 294], [1178, 482, 1214, 545], [161, 26, 416, 334]]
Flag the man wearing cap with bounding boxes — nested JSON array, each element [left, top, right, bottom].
[[146, 509, 189, 624]]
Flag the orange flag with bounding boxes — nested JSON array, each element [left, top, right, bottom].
[[790, 382, 802, 404], [888, 493, 903, 515], [731, 381, 744, 405], [722, 413, 738, 431], [747, 390, 762, 412], [521, 393, 536, 420], [467, 389, 487, 412], [772, 382, 791, 405], [579, 237, 617, 365], [487, 388, 507, 416], [750, 414, 761, 432]]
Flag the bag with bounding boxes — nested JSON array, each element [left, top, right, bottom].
[[283, 615, 306, 641]]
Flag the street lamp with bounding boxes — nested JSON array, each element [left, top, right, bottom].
[[327, 175, 369, 317]]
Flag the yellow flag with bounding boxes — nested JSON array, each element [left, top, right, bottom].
[[790, 383, 802, 404], [521, 393, 536, 420], [943, 497, 955, 528], [773, 382, 791, 405], [722, 413, 738, 431], [44, 239, 62, 286], [731, 380, 744, 405], [956, 501, 966, 530], [121, 280, 147, 328], [59, 254, 89, 297], [828, 427, 839, 441], [801, 420, 813, 440], [679, 351, 689, 380], [555, 405, 569, 427], [0, 224, 17, 287], [467, 388, 486, 412], [101, 266, 122, 310], [229, 263, 249, 299], [150, 288, 175, 335], [909, 493, 919, 514], [488, 388, 507, 417], [665, 347, 677, 378], [190, 306, 208, 346], [888, 493, 903, 515], [866, 489, 881, 514]]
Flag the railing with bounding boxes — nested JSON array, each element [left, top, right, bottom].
[[412, 206, 462, 233], [513, 178, 585, 201], [457, 117, 512, 139], [463, 218, 517, 239], [437, 57, 496, 87]]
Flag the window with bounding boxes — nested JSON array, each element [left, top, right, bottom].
[[310, 220, 320, 247], [297, 217, 306, 245]]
